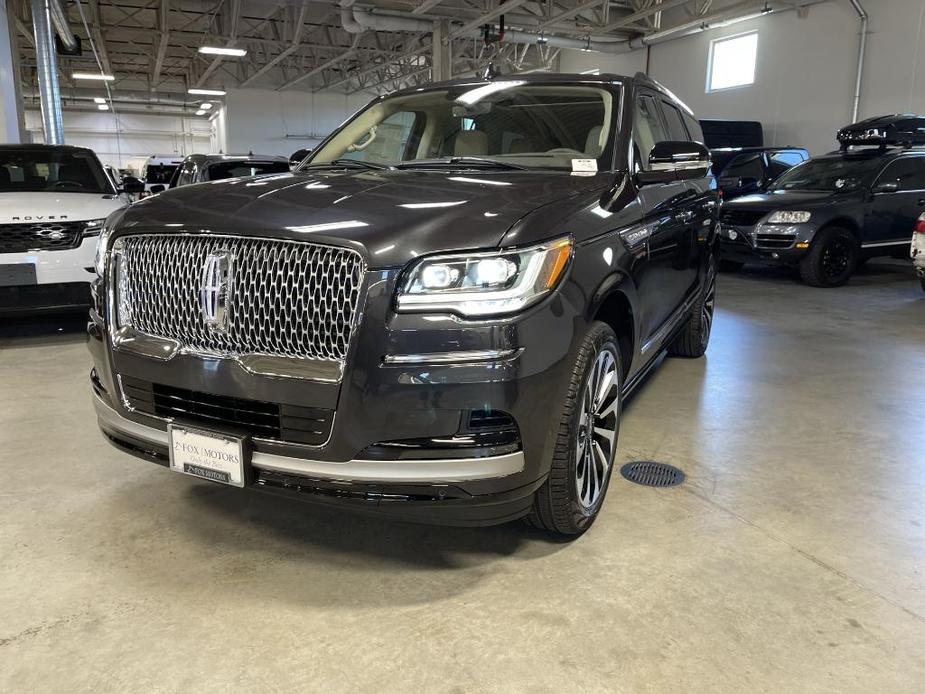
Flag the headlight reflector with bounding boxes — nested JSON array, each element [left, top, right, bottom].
[[767, 210, 811, 224], [93, 223, 114, 276], [396, 237, 572, 317], [82, 218, 107, 237]]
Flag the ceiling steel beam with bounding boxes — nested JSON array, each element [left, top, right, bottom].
[[239, 3, 308, 87], [277, 34, 361, 91], [152, 0, 171, 86]]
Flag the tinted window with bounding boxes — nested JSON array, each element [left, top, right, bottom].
[[768, 149, 807, 178], [205, 161, 290, 181], [770, 156, 883, 192], [874, 156, 925, 192], [720, 153, 765, 182], [176, 164, 197, 186], [633, 94, 670, 170], [145, 164, 178, 184], [661, 102, 690, 141], [0, 148, 113, 194], [683, 112, 704, 143]]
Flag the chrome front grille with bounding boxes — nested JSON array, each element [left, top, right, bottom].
[[114, 234, 365, 361]]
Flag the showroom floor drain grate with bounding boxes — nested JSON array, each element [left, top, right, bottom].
[[619, 461, 685, 488]]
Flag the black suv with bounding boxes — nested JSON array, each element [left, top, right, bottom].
[[712, 146, 808, 200], [168, 153, 291, 188], [720, 145, 924, 286], [89, 73, 719, 538]]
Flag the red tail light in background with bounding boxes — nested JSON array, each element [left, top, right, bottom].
[[915, 217, 925, 234]]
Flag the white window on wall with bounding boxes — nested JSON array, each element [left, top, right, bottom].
[[707, 31, 758, 92]]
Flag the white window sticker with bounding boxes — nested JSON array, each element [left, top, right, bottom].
[[571, 158, 598, 173]]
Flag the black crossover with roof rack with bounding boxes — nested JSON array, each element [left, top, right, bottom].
[[719, 115, 925, 286], [88, 73, 719, 538]]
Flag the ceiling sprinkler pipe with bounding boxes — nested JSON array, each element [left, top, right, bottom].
[[848, 0, 868, 122], [31, 0, 65, 144]]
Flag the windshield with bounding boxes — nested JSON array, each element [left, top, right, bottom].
[[145, 164, 179, 184], [0, 148, 114, 194], [206, 161, 290, 181], [770, 156, 883, 192], [306, 81, 617, 170]]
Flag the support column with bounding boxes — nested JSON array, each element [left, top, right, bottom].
[[30, 0, 64, 144], [0, 0, 24, 142], [432, 20, 452, 82]]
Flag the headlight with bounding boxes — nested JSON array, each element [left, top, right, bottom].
[[81, 218, 107, 237], [94, 223, 114, 276], [767, 210, 811, 224], [396, 237, 572, 317]]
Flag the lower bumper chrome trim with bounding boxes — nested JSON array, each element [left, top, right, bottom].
[[382, 348, 522, 365], [92, 390, 524, 483]]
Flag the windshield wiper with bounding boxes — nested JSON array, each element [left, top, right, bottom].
[[304, 159, 391, 171], [393, 156, 529, 171]]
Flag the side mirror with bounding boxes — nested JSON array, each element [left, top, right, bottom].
[[872, 180, 899, 194], [636, 141, 711, 186], [120, 176, 145, 194], [148, 184, 166, 195]]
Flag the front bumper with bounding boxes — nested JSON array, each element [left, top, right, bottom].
[[0, 237, 96, 314], [88, 262, 586, 526], [719, 222, 816, 265], [912, 233, 925, 277]]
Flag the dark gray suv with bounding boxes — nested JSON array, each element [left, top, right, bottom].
[[88, 73, 719, 538]]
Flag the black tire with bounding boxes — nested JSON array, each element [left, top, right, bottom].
[[526, 321, 623, 538], [667, 257, 716, 358], [799, 227, 858, 287], [718, 259, 744, 272]]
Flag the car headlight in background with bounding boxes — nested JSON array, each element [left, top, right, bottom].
[[81, 218, 108, 237], [767, 210, 811, 224], [396, 237, 572, 317]]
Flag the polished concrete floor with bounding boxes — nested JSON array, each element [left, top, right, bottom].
[[1, 261, 924, 692]]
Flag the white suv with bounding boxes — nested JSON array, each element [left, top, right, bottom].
[[914, 213, 925, 293], [0, 144, 139, 315]]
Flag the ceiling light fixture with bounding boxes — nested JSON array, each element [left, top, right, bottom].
[[73, 72, 115, 81], [187, 88, 226, 96], [199, 102, 213, 110], [93, 97, 106, 104], [198, 46, 247, 57], [195, 109, 206, 116], [97, 104, 110, 111]]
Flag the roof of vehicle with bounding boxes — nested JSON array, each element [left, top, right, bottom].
[[179, 153, 290, 165], [0, 143, 98, 154]]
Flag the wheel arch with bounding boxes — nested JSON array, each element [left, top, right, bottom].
[[590, 285, 636, 379], [817, 216, 862, 242]]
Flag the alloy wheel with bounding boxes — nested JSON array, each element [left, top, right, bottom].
[[821, 237, 852, 282], [575, 348, 620, 510], [701, 268, 716, 347]]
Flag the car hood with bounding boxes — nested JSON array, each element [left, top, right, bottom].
[[116, 169, 601, 268], [723, 190, 855, 211], [0, 192, 126, 224]]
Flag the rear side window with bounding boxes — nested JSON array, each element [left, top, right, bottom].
[[633, 94, 670, 170], [874, 157, 925, 192], [720, 153, 765, 181], [661, 102, 690, 141], [176, 164, 197, 186], [683, 113, 704, 143]]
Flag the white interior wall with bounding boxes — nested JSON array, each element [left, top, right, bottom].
[[561, 0, 925, 154], [223, 88, 374, 157], [23, 109, 212, 173]]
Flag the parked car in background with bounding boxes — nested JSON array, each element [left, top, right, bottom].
[[289, 148, 312, 169], [913, 213, 925, 292], [168, 153, 291, 187], [700, 119, 763, 148], [0, 144, 142, 315], [711, 147, 809, 200], [141, 154, 183, 194], [103, 164, 121, 188], [719, 145, 923, 286], [89, 72, 719, 538]]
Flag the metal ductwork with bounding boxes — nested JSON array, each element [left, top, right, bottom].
[[849, 0, 868, 122], [49, 0, 78, 52], [31, 0, 65, 144], [341, 2, 628, 54]]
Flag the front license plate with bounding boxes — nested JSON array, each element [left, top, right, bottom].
[[0, 263, 37, 287], [168, 425, 246, 487]]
